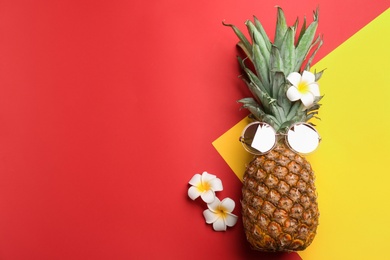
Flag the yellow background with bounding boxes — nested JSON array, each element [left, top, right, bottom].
[[213, 8, 390, 260]]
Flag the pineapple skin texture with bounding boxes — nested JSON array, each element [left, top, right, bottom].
[[241, 142, 319, 251]]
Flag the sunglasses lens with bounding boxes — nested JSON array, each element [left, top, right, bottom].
[[241, 122, 276, 154], [287, 123, 320, 154]]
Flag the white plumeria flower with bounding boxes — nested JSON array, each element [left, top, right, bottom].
[[286, 70, 320, 108], [188, 172, 223, 203], [203, 197, 238, 231]]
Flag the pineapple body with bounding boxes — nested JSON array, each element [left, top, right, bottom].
[[225, 7, 324, 251], [241, 142, 319, 251]]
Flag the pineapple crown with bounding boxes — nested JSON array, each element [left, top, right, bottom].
[[224, 7, 324, 134]]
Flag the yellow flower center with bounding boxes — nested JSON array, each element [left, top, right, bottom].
[[297, 81, 310, 94], [216, 206, 227, 219], [197, 181, 211, 192]]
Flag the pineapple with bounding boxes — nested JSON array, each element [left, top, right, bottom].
[[224, 7, 324, 251]]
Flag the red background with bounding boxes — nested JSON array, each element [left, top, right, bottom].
[[0, 0, 387, 259]]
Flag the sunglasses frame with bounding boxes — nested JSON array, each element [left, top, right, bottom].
[[239, 121, 321, 155]]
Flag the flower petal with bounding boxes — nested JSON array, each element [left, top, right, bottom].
[[188, 186, 201, 200], [301, 70, 315, 83], [203, 209, 218, 224], [225, 213, 238, 227], [301, 93, 315, 108], [308, 83, 320, 97], [286, 86, 301, 101], [212, 217, 227, 231], [200, 190, 216, 203], [206, 197, 221, 211], [209, 178, 223, 192], [188, 174, 201, 186], [220, 198, 235, 213], [201, 171, 217, 183], [287, 72, 301, 86]]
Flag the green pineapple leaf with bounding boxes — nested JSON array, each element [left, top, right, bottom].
[[294, 8, 319, 71], [252, 43, 270, 91], [286, 101, 303, 121], [292, 17, 299, 32], [238, 98, 266, 119], [253, 16, 272, 51], [238, 57, 269, 95], [241, 79, 270, 112], [246, 20, 271, 64], [274, 7, 288, 48], [297, 16, 307, 43], [280, 27, 296, 76], [270, 102, 286, 127], [269, 46, 284, 89], [273, 72, 290, 114], [314, 68, 326, 81], [238, 97, 281, 128], [270, 45, 284, 71], [237, 42, 252, 60], [223, 21, 253, 60], [303, 34, 323, 71]]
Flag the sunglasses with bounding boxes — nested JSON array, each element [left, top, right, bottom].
[[239, 122, 321, 155]]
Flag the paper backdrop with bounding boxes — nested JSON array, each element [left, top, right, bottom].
[[0, 1, 388, 259]]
